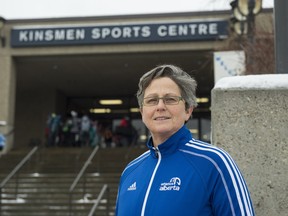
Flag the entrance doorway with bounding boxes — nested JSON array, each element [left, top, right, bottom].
[[14, 50, 213, 147]]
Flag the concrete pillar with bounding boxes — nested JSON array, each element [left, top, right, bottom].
[[0, 54, 16, 153], [211, 74, 288, 216]]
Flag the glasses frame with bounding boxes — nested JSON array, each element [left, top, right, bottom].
[[142, 96, 184, 106]]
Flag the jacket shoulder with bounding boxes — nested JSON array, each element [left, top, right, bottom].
[[121, 150, 150, 177]]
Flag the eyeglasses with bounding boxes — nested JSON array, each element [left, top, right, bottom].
[[142, 96, 184, 106]]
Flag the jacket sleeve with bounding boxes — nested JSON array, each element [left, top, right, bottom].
[[210, 151, 255, 216]]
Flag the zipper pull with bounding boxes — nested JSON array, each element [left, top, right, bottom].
[[153, 147, 159, 158]]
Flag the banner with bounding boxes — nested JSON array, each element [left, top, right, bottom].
[[213, 51, 245, 84]]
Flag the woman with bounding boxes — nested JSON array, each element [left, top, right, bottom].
[[115, 65, 255, 216]]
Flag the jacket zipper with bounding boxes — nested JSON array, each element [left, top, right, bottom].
[[141, 147, 161, 216]]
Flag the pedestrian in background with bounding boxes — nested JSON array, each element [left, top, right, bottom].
[[80, 114, 91, 146]]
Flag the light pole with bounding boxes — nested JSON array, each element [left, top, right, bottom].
[[230, 0, 262, 38], [274, 0, 288, 74], [0, 16, 6, 47], [230, 0, 262, 72]]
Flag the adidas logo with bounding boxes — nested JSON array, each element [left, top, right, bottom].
[[127, 182, 137, 191]]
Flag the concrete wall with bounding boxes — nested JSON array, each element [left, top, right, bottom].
[[211, 74, 288, 216]]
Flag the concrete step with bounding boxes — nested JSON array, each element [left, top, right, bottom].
[[0, 145, 147, 216], [1, 172, 116, 216]]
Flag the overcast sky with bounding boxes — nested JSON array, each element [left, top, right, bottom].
[[1, 0, 274, 20]]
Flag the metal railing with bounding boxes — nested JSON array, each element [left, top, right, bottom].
[[87, 184, 109, 216], [0, 146, 38, 216], [69, 146, 99, 215]]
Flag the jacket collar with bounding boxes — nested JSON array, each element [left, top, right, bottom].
[[147, 125, 192, 158]]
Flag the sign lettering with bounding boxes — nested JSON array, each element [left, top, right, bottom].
[[11, 20, 228, 47]]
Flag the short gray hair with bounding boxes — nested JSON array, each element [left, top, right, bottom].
[[136, 64, 198, 110]]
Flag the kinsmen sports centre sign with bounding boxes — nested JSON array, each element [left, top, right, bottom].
[[11, 20, 229, 47]]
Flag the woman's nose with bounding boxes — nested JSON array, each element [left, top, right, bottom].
[[156, 98, 166, 110]]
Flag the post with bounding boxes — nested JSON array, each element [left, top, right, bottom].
[[69, 193, 73, 216], [246, 0, 256, 70], [274, 0, 288, 73], [0, 187, 2, 216], [247, 0, 255, 43], [106, 187, 110, 216]]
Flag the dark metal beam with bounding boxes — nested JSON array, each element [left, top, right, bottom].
[[274, 0, 288, 73]]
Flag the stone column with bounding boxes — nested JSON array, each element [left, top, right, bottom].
[[211, 74, 288, 216], [0, 54, 16, 153]]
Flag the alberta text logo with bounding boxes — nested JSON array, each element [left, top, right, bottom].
[[159, 177, 181, 191]]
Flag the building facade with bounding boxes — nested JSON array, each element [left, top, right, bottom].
[[0, 9, 273, 152]]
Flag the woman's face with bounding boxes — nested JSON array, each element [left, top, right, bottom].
[[141, 77, 193, 145]]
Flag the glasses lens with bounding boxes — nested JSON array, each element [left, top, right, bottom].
[[144, 97, 158, 106], [143, 96, 182, 106], [164, 96, 179, 105]]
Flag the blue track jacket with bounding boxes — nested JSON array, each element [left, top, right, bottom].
[[115, 125, 255, 216]]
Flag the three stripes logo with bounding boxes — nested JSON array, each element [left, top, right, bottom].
[[127, 182, 137, 191]]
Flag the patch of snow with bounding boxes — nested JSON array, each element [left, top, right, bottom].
[[214, 74, 288, 89]]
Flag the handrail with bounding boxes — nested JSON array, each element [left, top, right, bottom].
[[0, 146, 38, 188], [0, 146, 38, 216], [88, 184, 109, 216], [69, 145, 99, 192], [69, 145, 100, 215]]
